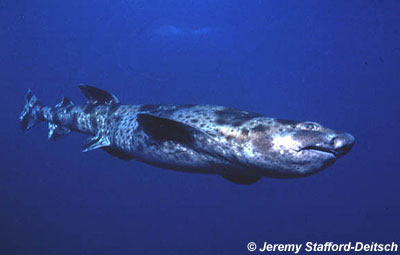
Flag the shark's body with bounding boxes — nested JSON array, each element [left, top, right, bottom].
[[20, 86, 354, 184]]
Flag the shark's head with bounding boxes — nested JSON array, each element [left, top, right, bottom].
[[249, 119, 354, 177]]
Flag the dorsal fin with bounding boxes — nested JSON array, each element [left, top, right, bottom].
[[78, 85, 119, 105], [55, 97, 74, 108]]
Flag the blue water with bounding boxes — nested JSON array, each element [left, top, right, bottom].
[[1, 1, 400, 254]]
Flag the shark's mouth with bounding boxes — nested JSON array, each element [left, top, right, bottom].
[[300, 145, 338, 156], [299, 143, 354, 157]]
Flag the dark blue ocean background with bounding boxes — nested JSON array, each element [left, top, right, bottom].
[[1, 1, 400, 254]]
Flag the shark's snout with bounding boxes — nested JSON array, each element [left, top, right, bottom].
[[297, 132, 355, 158], [331, 132, 355, 156]]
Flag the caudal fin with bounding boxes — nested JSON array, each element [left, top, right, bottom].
[[19, 89, 41, 132], [20, 89, 75, 141]]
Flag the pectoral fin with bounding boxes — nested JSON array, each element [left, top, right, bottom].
[[137, 113, 201, 146], [102, 147, 134, 160], [221, 173, 261, 185]]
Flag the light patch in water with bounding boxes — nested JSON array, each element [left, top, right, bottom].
[[155, 25, 213, 37]]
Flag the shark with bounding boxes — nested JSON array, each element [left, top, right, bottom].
[[20, 85, 354, 184]]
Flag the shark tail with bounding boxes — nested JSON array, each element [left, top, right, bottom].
[[19, 89, 42, 132], [20, 89, 74, 140]]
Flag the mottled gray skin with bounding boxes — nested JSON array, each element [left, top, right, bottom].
[[20, 86, 354, 184]]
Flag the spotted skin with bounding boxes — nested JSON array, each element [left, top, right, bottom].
[[20, 86, 355, 184]]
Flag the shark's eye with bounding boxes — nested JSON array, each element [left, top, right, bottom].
[[300, 122, 320, 131]]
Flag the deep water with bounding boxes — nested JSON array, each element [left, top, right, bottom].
[[1, 1, 400, 254]]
